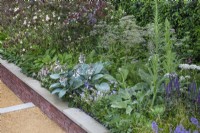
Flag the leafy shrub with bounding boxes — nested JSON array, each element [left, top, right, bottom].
[[50, 54, 116, 99], [111, 0, 200, 63]]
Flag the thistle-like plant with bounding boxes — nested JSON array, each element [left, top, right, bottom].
[[162, 18, 178, 74]]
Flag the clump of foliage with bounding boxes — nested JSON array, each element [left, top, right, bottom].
[[111, 0, 200, 63], [50, 54, 117, 100], [0, 0, 199, 133]]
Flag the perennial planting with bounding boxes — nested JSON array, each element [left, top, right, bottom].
[[0, 0, 199, 132]]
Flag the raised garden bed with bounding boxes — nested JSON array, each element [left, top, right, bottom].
[[0, 58, 108, 133]]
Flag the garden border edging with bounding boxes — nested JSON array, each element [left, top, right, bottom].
[[0, 58, 108, 133]]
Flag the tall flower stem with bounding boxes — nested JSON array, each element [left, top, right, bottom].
[[151, 0, 160, 108]]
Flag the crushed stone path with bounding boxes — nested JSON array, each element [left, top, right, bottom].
[[0, 81, 66, 133]]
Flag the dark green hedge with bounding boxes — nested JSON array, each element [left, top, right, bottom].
[[111, 0, 200, 63]]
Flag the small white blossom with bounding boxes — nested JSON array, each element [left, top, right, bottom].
[[80, 92, 85, 99], [52, 12, 56, 18], [45, 15, 50, 21], [185, 75, 191, 79], [179, 76, 185, 81], [23, 20, 27, 25], [33, 16, 37, 20], [179, 64, 200, 71], [179, 64, 190, 70], [79, 54, 85, 64], [164, 73, 170, 78], [14, 7, 19, 12]]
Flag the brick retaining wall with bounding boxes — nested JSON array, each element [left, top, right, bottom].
[[0, 64, 86, 133]]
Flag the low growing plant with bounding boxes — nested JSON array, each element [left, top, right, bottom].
[[49, 54, 117, 99]]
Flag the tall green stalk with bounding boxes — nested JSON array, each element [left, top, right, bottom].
[[163, 18, 177, 74], [151, 0, 160, 108], [154, 0, 159, 54]]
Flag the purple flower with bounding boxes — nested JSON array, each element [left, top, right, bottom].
[[165, 80, 173, 96], [188, 83, 191, 93], [152, 121, 158, 133], [197, 91, 200, 104], [174, 77, 180, 93], [84, 82, 90, 89], [190, 117, 199, 126], [192, 82, 197, 93], [174, 125, 190, 133]]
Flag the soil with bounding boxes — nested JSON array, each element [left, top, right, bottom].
[[0, 107, 65, 133], [0, 80, 22, 108]]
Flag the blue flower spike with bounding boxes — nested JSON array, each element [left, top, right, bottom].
[[191, 117, 199, 126], [152, 121, 158, 133]]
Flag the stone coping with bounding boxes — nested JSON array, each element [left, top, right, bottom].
[[0, 102, 35, 114], [0, 58, 108, 133]]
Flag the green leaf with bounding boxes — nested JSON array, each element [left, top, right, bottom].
[[50, 83, 61, 89], [138, 69, 152, 85], [103, 74, 116, 82], [119, 89, 131, 100], [42, 55, 51, 64], [95, 82, 110, 92], [111, 100, 130, 109], [94, 63, 104, 74], [51, 88, 62, 94], [92, 74, 104, 81], [118, 68, 129, 81], [72, 78, 83, 90], [58, 89, 67, 98], [50, 74, 60, 80], [126, 105, 133, 115], [150, 105, 165, 116]]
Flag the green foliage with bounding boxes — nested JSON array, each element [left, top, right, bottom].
[[162, 19, 178, 74], [92, 15, 148, 62], [0, 1, 200, 133], [50, 61, 116, 99], [112, 0, 200, 62]]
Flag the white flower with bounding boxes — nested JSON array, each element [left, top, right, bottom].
[[164, 73, 170, 78], [185, 75, 191, 79], [14, 7, 19, 12], [80, 93, 85, 99], [179, 64, 190, 70], [179, 64, 200, 71], [179, 76, 185, 81], [22, 48, 26, 52], [197, 66, 200, 71], [79, 54, 85, 64], [52, 12, 56, 18], [23, 20, 27, 25], [45, 15, 50, 21], [58, 16, 60, 20], [33, 16, 37, 20]]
